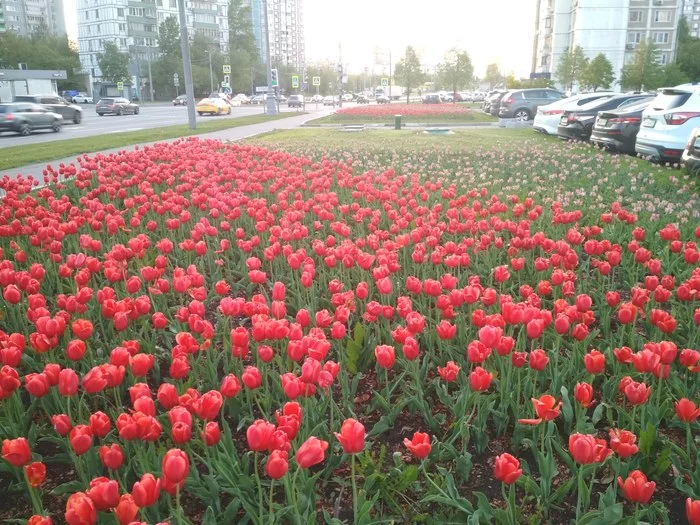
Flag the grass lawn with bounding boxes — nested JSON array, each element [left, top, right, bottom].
[[248, 127, 699, 226], [0, 112, 299, 171], [306, 107, 496, 125]]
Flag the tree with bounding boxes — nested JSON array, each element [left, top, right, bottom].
[[677, 17, 700, 82], [620, 40, 664, 91], [555, 46, 588, 91], [228, 0, 258, 94], [504, 75, 554, 89], [393, 46, 424, 104], [662, 63, 689, 87], [579, 53, 614, 91], [159, 16, 181, 60], [484, 63, 502, 89], [437, 48, 474, 102], [97, 41, 130, 83]]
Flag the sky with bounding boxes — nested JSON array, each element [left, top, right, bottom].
[[303, 0, 537, 78], [63, 0, 537, 79]]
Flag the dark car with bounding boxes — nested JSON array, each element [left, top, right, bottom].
[[376, 95, 390, 104], [287, 95, 303, 108], [557, 94, 654, 141], [498, 88, 564, 121], [423, 94, 441, 104], [173, 95, 187, 106], [356, 95, 369, 104], [96, 97, 140, 116], [14, 94, 82, 124], [589, 100, 652, 154], [482, 91, 504, 113], [681, 126, 700, 175], [0, 102, 63, 135], [488, 92, 508, 116]]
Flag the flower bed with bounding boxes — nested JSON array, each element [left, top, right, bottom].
[[0, 135, 699, 524], [313, 103, 495, 124]]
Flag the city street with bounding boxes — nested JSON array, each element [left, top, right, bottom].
[[0, 102, 333, 148]]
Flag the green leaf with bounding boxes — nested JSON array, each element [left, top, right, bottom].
[[639, 423, 656, 455], [50, 480, 85, 496], [592, 402, 607, 425], [202, 506, 217, 525]]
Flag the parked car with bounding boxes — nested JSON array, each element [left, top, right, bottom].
[[287, 95, 303, 108], [172, 95, 188, 106], [589, 100, 652, 154], [423, 94, 441, 104], [322, 96, 337, 106], [482, 91, 504, 113], [635, 84, 700, 163], [440, 92, 454, 103], [356, 95, 370, 104], [311, 94, 324, 103], [342, 94, 353, 102], [376, 95, 390, 104], [557, 93, 653, 141], [0, 102, 63, 135], [196, 96, 231, 116], [14, 94, 83, 124], [488, 92, 508, 116], [497, 88, 563, 121], [72, 92, 93, 104], [251, 95, 266, 104], [278, 94, 287, 104], [681, 126, 700, 174], [232, 94, 250, 104], [534, 93, 615, 134], [95, 98, 140, 116]]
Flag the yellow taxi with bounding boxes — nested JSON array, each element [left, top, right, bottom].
[[196, 94, 231, 116]]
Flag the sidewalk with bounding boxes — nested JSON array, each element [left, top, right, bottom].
[[1, 110, 330, 182]]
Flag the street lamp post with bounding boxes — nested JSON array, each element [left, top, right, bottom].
[[177, 0, 196, 129], [205, 49, 214, 93], [263, 0, 277, 116]]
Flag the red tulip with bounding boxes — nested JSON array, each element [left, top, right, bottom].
[[574, 382, 594, 408], [295, 436, 328, 468], [437, 361, 460, 382], [2, 437, 31, 467], [115, 494, 139, 525], [52, 414, 72, 436], [687, 498, 700, 525], [624, 380, 652, 405], [157, 383, 179, 409], [675, 398, 700, 422], [25, 461, 46, 487], [201, 421, 221, 446], [529, 349, 549, 371], [266, 449, 289, 479], [194, 390, 223, 420], [27, 516, 53, 525], [618, 470, 655, 504], [519, 395, 562, 425], [162, 448, 190, 484], [242, 366, 262, 390], [24, 373, 50, 397], [65, 492, 97, 525], [58, 368, 79, 396], [609, 429, 639, 458], [493, 453, 522, 484], [374, 344, 395, 369], [334, 418, 366, 454], [131, 473, 161, 507], [403, 432, 431, 459], [171, 422, 191, 444], [86, 476, 120, 511], [69, 425, 93, 455], [568, 433, 611, 464], [469, 366, 493, 391], [584, 349, 605, 374], [247, 419, 276, 452], [88, 411, 111, 438], [99, 444, 124, 470], [71, 319, 94, 340]]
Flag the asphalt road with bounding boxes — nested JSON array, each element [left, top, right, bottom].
[[0, 102, 331, 148]]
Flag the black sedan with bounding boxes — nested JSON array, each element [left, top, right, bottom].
[[96, 97, 140, 116], [681, 126, 700, 175], [589, 100, 651, 154], [557, 94, 653, 141]]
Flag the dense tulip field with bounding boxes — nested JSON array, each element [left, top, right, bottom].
[[0, 133, 699, 524]]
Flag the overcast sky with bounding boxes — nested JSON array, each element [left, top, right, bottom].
[[64, 0, 537, 78]]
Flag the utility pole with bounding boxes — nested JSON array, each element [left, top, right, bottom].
[[338, 42, 343, 108], [178, 0, 196, 129], [389, 50, 392, 100], [263, 0, 277, 115], [147, 50, 154, 102], [206, 49, 213, 93]]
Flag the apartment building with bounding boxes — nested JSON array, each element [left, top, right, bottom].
[[246, 0, 305, 71], [531, 0, 684, 90], [0, 0, 66, 36], [682, 0, 700, 37], [76, 0, 229, 79]]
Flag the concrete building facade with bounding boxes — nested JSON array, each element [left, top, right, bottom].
[[0, 0, 66, 36]]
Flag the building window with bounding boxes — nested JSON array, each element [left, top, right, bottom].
[[628, 32, 641, 43], [694, 14, 700, 20], [540, 55, 550, 66], [652, 31, 669, 43], [119, 23, 125, 31], [654, 10, 671, 23], [657, 53, 668, 65], [545, 17, 552, 28], [630, 10, 643, 22], [94, 9, 98, 18], [117, 8, 124, 16]]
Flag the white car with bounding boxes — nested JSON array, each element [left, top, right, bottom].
[[72, 92, 93, 104], [342, 93, 353, 102], [323, 96, 337, 106], [231, 93, 250, 104], [311, 94, 324, 103], [533, 92, 614, 134], [635, 84, 700, 163]]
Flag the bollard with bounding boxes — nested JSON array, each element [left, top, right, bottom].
[[394, 115, 402, 130]]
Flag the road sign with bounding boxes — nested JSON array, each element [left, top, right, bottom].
[[223, 74, 230, 85], [173, 77, 179, 87], [223, 64, 231, 74], [381, 77, 388, 87], [221, 82, 229, 88], [255, 86, 269, 93], [312, 76, 320, 86], [117, 81, 124, 91], [271, 68, 278, 87], [292, 75, 299, 89]]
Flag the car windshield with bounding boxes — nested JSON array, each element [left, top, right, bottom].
[[649, 90, 693, 110], [614, 100, 653, 113], [14, 96, 33, 102], [577, 96, 629, 111], [0, 105, 8, 113], [99, 99, 115, 104]]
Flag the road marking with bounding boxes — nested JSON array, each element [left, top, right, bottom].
[[106, 128, 144, 134]]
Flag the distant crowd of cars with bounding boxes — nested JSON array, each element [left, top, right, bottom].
[[480, 85, 700, 173], [422, 91, 487, 104]]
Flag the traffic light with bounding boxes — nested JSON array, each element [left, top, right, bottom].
[[303, 71, 308, 85], [270, 68, 278, 87]]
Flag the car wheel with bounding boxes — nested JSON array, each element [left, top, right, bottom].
[[52, 121, 62, 132], [514, 109, 531, 121], [19, 123, 31, 136], [198, 112, 203, 116], [73, 112, 82, 124], [116, 108, 122, 116], [134, 107, 140, 114], [97, 113, 104, 116]]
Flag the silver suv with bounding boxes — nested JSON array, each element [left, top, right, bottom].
[[498, 88, 563, 121]]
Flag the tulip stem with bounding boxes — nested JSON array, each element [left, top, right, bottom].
[[268, 479, 275, 525], [23, 468, 43, 515], [351, 455, 358, 522], [175, 483, 183, 525], [575, 466, 585, 522], [255, 452, 264, 525]]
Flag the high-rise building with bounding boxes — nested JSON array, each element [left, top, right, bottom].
[[532, 0, 686, 91], [682, 0, 700, 37], [76, 0, 229, 79], [0, 0, 66, 36], [246, 0, 305, 72]]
